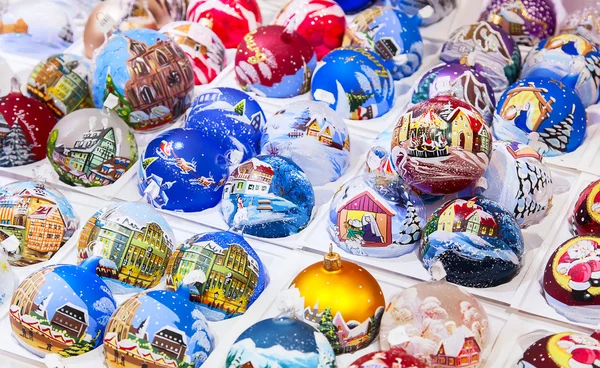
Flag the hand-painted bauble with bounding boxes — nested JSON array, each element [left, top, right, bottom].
[[9, 264, 117, 357], [328, 173, 425, 258], [411, 63, 496, 124], [160, 21, 227, 86], [335, 0, 374, 14], [569, 179, 600, 237], [0, 252, 15, 307], [289, 249, 385, 354], [480, 0, 557, 46], [221, 155, 315, 238], [190, 87, 266, 127], [543, 236, 600, 324], [0, 56, 13, 97], [103, 290, 213, 368], [90, 28, 195, 132], [343, 6, 423, 80], [274, 0, 346, 60], [521, 34, 600, 107], [380, 280, 490, 366], [47, 108, 138, 187], [390, 96, 492, 195], [227, 316, 336, 367], [77, 202, 176, 293], [519, 332, 600, 368], [187, 0, 262, 49], [493, 77, 587, 157], [0, 86, 57, 167], [0, 180, 78, 267], [311, 46, 395, 120], [419, 196, 525, 287], [365, 127, 398, 175], [165, 231, 269, 321], [440, 21, 521, 92], [260, 101, 351, 186], [349, 347, 428, 368], [235, 25, 317, 98], [138, 128, 229, 212], [389, 0, 457, 26], [559, 5, 600, 47], [481, 140, 553, 228]]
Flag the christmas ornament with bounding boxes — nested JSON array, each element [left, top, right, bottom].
[[327, 173, 425, 258], [187, 0, 262, 49], [227, 316, 336, 367], [260, 101, 351, 186], [380, 280, 490, 367], [0, 82, 57, 167], [519, 332, 600, 368], [569, 179, 600, 237], [0, 181, 78, 267], [77, 202, 175, 293], [9, 264, 117, 358], [390, 96, 492, 195], [335, 0, 374, 14], [411, 63, 496, 124], [559, 5, 600, 47], [165, 231, 268, 321], [160, 21, 227, 86], [390, 0, 457, 26], [543, 236, 600, 324], [480, 0, 557, 46], [138, 128, 229, 212], [0, 55, 14, 97], [440, 21, 521, 92], [221, 155, 315, 238], [0, 252, 15, 307], [234, 25, 317, 98], [419, 196, 525, 287], [90, 28, 195, 132], [480, 140, 553, 228], [522, 34, 600, 107], [103, 290, 213, 368], [289, 248, 385, 354], [274, 0, 346, 60], [343, 6, 424, 80], [47, 109, 138, 187], [493, 77, 587, 157], [190, 87, 266, 126], [349, 347, 428, 368], [365, 128, 398, 176], [311, 46, 395, 120]]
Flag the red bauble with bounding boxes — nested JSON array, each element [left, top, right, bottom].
[[349, 348, 429, 368], [274, 0, 346, 60], [570, 179, 600, 236], [187, 0, 262, 48], [0, 90, 57, 167]]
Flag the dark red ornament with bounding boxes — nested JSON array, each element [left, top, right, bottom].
[[520, 332, 600, 367], [570, 179, 600, 236], [349, 348, 429, 368]]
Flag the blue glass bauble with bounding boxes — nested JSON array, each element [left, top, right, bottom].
[[335, 0, 375, 14], [138, 128, 229, 212], [389, 0, 457, 26]]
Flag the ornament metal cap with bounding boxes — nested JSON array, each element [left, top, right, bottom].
[[323, 244, 342, 271]]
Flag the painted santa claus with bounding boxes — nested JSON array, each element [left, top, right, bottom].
[[556, 333, 600, 368], [557, 239, 600, 301]]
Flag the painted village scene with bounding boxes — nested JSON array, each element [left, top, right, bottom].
[[0, 181, 78, 266], [484, 0, 550, 46]]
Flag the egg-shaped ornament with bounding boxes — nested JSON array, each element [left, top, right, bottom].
[[274, 0, 346, 60], [343, 6, 424, 80], [0, 81, 57, 167], [521, 34, 600, 108], [559, 5, 600, 47], [77, 202, 175, 294], [569, 179, 600, 237], [440, 21, 521, 92], [165, 231, 269, 321], [160, 21, 227, 86], [379, 280, 490, 366], [390, 0, 457, 26], [312, 46, 395, 120], [187, 0, 262, 49], [90, 28, 195, 132], [9, 264, 117, 358], [234, 25, 317, 98], [411, 63, 496, 124], [0, 252, 15, 307], [47, 108, 138, 187], [104, 290, 213, 368], [289, 249, 385, 354], [138, 128, 229, 212], [0, 181, 78, 267], [336, 0, 374, 14], [349, 347, 429, 368], [480, 0, 557, 46], [493, 77, 587, 157], [221, 155, 315, 238], [227, 316, 336, 367], [260, 101, 351, 186], [0, 55, 14, 97], [419, 196, 525, 287], [481, 140, 553, 228], [390, 96, 493, 195], [519, 332, 600, 368], [328, 173, 425, 258]]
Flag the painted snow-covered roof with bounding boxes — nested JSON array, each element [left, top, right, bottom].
[[57, 302, 89, 325], [155, 325, 188, 346], [439, 325, 477, 357]]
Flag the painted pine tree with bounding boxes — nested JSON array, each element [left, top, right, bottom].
[[395, 202, 422, 245], [234, 100, 246, 116], [0, 122, 35, 166], [104, 72, 133, 122], [292, 107, 312, 130], [538, 103, 575, 152], [346, 92, 372, 113], [319, 308, 341, 351]]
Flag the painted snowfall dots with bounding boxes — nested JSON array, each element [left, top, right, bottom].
[[519, 332, 600, 368]]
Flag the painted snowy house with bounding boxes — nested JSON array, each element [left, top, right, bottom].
[[51, 303, 89, 339], [437, 199, 498, 237], [304, 302, 323, 323], [27, 205, 66, 253], [223, 158, 275, 198], [68, 127, 117, 176], [90, 156, 132, 184], [333, 311, 371, 350], [151, 326, 187, 360], [375, 37, 400, 60], [432, 326, 481, 367]]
